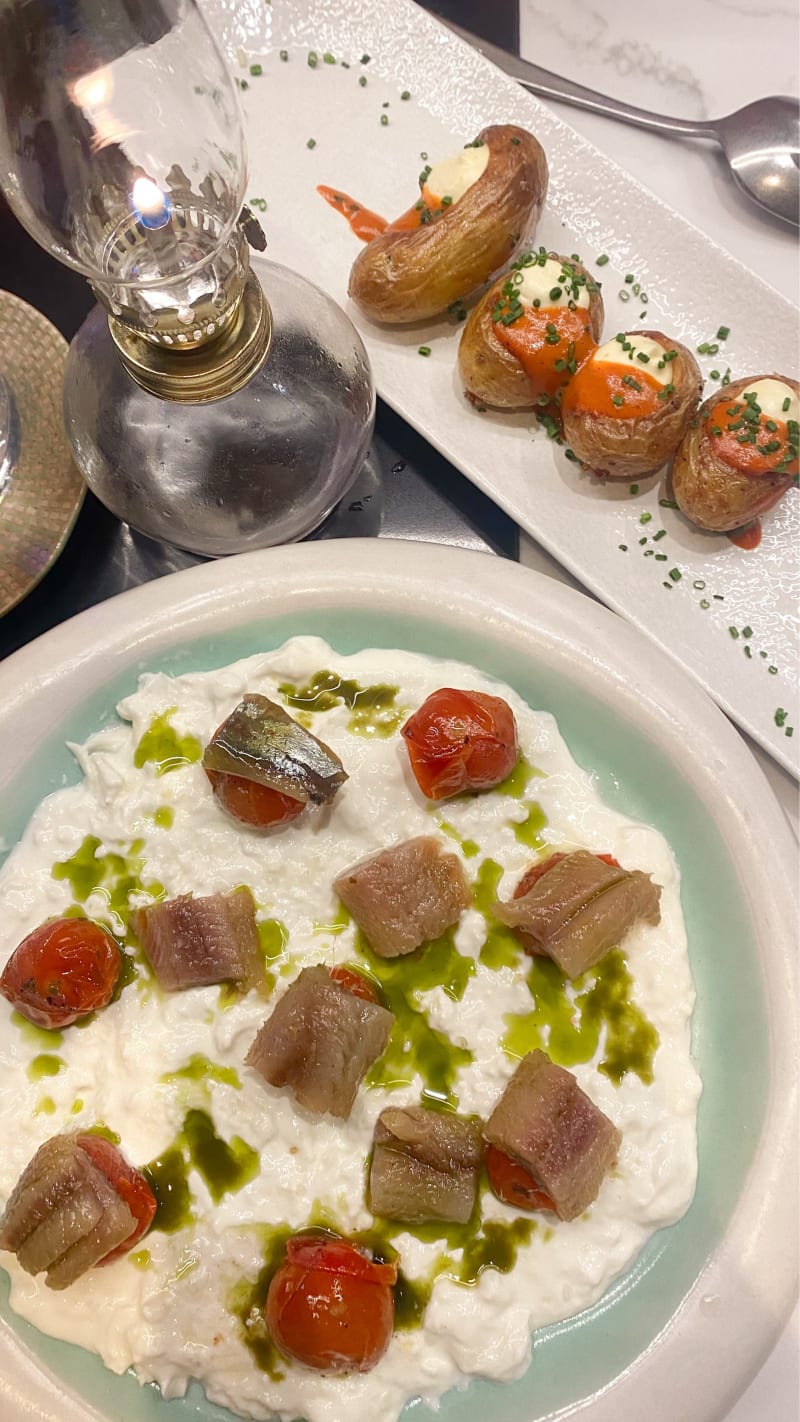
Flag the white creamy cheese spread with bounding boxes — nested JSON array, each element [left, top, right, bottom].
[[592, 335, 674, 385], [0, 638, 700, 1422], [426, 144, 489, 204], [739, 378, 798, 422], [514, 257, 591, 311]]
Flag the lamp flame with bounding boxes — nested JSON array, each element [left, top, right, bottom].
[[132, 177, 172, 231]]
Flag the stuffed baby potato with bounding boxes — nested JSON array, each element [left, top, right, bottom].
[[458, 249, 604, 411], [561, 331, 702, 478], [671, 374, 798, 531], [348, 125, 548, 324]]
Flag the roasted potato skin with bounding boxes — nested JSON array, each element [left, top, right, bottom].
[[457, 255, 604, 410], [347, 125, 548, 325], [671, 373, 798, 531], [561, 331, 702, 479]]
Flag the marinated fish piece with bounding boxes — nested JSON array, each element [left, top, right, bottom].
[[132, 887, 264, 992], [0, 1135, 137, 1289], [495, 849, 661, 977], [203, 692, 347, 806], [245, 965, 394, 1119], [368, 1105, 484, 1224], [484, 1051, 621, 1221], [334, 835, 471, 958]]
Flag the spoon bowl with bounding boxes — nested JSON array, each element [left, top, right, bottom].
[[717, 97, 800, 226]]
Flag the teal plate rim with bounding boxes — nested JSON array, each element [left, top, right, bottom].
[[0, 542, 796, 1422]]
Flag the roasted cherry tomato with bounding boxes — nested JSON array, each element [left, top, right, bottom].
[[513, 852, 566, 900], [206, 769, 305, 829], [486, 1145, 556, 1214], [514, 850, 620, 901], [401, 688, 518, 801], [266, 1234, 397, 1373], [0, 918, 122, 1029], [76, 1133, 157, 1263], [329, 965, 379, 1003]]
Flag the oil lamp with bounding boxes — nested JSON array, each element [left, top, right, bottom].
[[0, 0, 374, 555]]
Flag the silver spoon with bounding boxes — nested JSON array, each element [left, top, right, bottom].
[[442, 21, 800, 227]]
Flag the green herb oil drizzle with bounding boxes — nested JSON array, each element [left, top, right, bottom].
[[133, 708, 202, 776], [279, 670, 404, 738]]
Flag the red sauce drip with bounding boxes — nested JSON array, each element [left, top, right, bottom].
[[704, 399, 798, 478], [727, 521, 763, 550], [385, 186, 445, 232], [317, 185, 387, 243], [494, 306, 596, 405], [561, 356, 665, 421]]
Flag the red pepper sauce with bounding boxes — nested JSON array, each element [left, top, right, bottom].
[[704, 396, 798, 478], [727, 521, 763, 550], [562, 355, 666, 421], [494, 306, 595, 405], [316, 186, 387, 243], [317, 184, 447, 242]]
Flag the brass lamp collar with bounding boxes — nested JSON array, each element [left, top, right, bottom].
[[108, 271, 272, 404]]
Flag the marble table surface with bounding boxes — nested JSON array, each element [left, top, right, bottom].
[[516, 0, 799, 1417]]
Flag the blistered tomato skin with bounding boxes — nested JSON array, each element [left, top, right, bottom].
[[76, 1134, 157, 1263], [206, 770, 306, 829], [486, 1145, 556, 1214], [401, 688, 518, 800], [0, 918, 122, 1029], [266, 1235, 397, 1373], [328, 966, 380, 1003]]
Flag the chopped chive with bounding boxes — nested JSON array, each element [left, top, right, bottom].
[[359, 74, 367, 86], [249, 62, 262, 76], [782, 396, 791, 412], [565, 448, 578, 462], [596, 254, 610, 266], [697, 342, 710, 354], [716, 326, 730, 340], [644, 548, 655, 557], [612, 394, 624, 407], [655, 553, 668, 561], [639, 536, 648, 546], [693, 579, 706, 590], [639, 511, 652, 524], [418, 345, 431, 356], [360, 53, 371, 63], [624, 273, 634, 284], [308, 51, 318, 67], [668, 567, 682, 582], [742, 626, 753, 638], [619, 290, 631, 302], [618, 544, 628, 551], [771, 704, 786, 726], [629, 483, 639, 494], [323, 51, 336, 64], [768, 666, 778, 675], [744, 646, 752, 658], [652, 529, 667, 541], [306, 137, 316, 148], [279, 49, 288, 61], [380, 113, 389, 126], [401, 90, 411, 100], [659, 498, 678, 509], [636, 352, 650, 363], [729, 626, 739, 639], [699, 598, 710, 609], [709, 370, 720, 381]]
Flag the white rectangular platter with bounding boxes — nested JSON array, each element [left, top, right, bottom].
[[204, 0, 799, 776]]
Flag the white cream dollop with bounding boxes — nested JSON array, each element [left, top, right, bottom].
[[739, 378, 798, 422], [513, 257, 591, 311], [592, 335, 674, 386], [426, 143, 489, 204]]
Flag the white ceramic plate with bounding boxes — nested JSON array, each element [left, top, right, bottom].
[[0, 541, 796, 1422], [200, 0, 799, 778]]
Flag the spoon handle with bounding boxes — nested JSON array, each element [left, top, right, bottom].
[[442, 20, 719, 142]]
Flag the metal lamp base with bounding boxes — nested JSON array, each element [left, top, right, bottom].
[[62, 262, 375, 557]]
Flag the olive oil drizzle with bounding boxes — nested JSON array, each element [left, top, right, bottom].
[[503, 949, 659, 1084], [355, 926, 474, 1107], [279, 669, 405, 738], [51, 834, 165, 993], [143, 1109, 259, 1232], [133, 708, 203, 776]]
